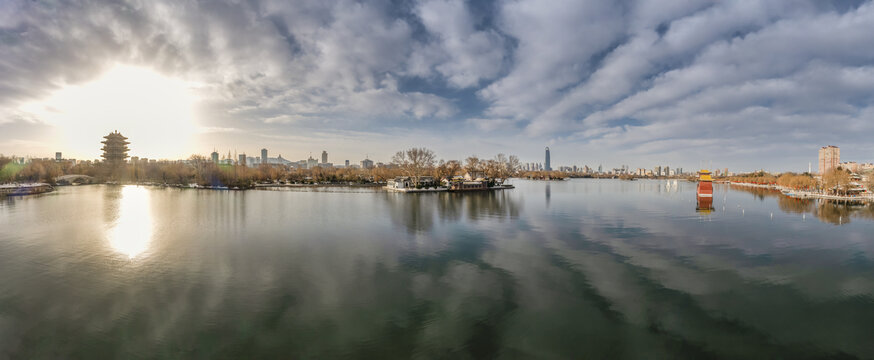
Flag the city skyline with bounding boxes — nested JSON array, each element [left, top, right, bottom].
[[3, 1, 874, 171], [9, 139, 874, 176]]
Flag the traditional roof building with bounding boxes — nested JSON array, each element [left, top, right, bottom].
[[101, 131, 129, 166]]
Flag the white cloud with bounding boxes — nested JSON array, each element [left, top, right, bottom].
[[413, 0, 506, 88], [2, 0, 874, 169]]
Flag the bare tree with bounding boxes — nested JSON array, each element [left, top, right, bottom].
[[507, 155, 520, 177], [445, 160, 461, 179], [865, 172, 874, 192], [464, 156, 480, 176], [392, 147, 436, 186], [483, 159, 499, 180], [433, 160, 451, 182], [822, 168, 851, 195]]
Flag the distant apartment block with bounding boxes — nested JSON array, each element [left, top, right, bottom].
[[818, 145, 840, 174]]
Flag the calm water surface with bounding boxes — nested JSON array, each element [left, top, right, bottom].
[[1, 180, 873, 359]]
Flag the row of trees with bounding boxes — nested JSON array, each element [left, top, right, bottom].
[[392, 148, 521, 185], [728, 171, 778, 185], [1, 148, 523, 187], [729, 169, 874, 195]]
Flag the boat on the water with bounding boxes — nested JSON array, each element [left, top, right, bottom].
[[0, 183, 54, 196]]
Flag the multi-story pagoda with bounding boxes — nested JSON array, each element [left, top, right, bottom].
[[101, 130, 130, 166]]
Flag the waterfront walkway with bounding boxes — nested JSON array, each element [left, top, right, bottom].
[[729, 182, 874, 202]]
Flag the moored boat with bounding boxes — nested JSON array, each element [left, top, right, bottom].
[[0, 183, 54, 196]]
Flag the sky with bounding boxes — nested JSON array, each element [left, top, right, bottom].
[[1, 0, 874, 172]]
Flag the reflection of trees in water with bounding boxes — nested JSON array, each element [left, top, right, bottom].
[[384, 193, 436, 233], [735, 185, 874, 225], [777, 196, 814, 214], [815, 201, 857, 225], [796, 200, 873, 226], [459, 191, 520, 221], [730, 185, 781, 201], [384, 191, 521, 233]]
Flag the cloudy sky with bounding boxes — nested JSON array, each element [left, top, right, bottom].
[[1, 0, 873, 171]]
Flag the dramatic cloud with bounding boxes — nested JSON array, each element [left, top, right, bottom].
[[1, 0, 873, 170]]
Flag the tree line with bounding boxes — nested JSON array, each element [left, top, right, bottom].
[[1, 148, 524, 187], [729, 168, 874, 195]]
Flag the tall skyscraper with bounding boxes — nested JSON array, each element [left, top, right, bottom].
[[261, 148, 268, 164], [211, 150, 219, 163], [321, 150, 328, 164], [818, 145, 839, 174], [239, 153, 246, 166], [345, 160, 350, 167], [55, 152, 62, 161], [544, 147, 551, 171]]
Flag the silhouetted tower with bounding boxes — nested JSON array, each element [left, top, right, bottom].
[[544, 147, 551, 171], [101, 131, 129, 167], [321, 150, 328, 164], [261, 148, 268, 164]]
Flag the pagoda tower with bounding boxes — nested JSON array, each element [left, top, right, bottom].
[[101, 130, 130, 166]]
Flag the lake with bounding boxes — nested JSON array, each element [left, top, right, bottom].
[[1, 180, 873, 359]]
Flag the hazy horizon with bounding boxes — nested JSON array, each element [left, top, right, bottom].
[[2, 0, 874, 172]]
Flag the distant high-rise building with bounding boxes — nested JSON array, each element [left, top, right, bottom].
[[598, 164, 602, 173], [544, 147, 551, 171], [100, 131, 129, 166], [261, 148, 268, 163], [345, 160, 350, 167], [239, 153, 246, 165], [321, 150, 328, 164], [55, 152, 62, 161], [361, 158, 374, 169], [818, 145, 839, 174], [211, 150, 219, 163]]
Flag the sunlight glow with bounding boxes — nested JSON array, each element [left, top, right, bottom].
[[20, 64, 198, 160], [107, 186, 153, 258]]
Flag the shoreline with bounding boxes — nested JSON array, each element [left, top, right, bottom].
[[729, 181, 874, 202]]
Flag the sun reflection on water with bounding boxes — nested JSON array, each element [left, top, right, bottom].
[[107, 186, 153, 258]]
